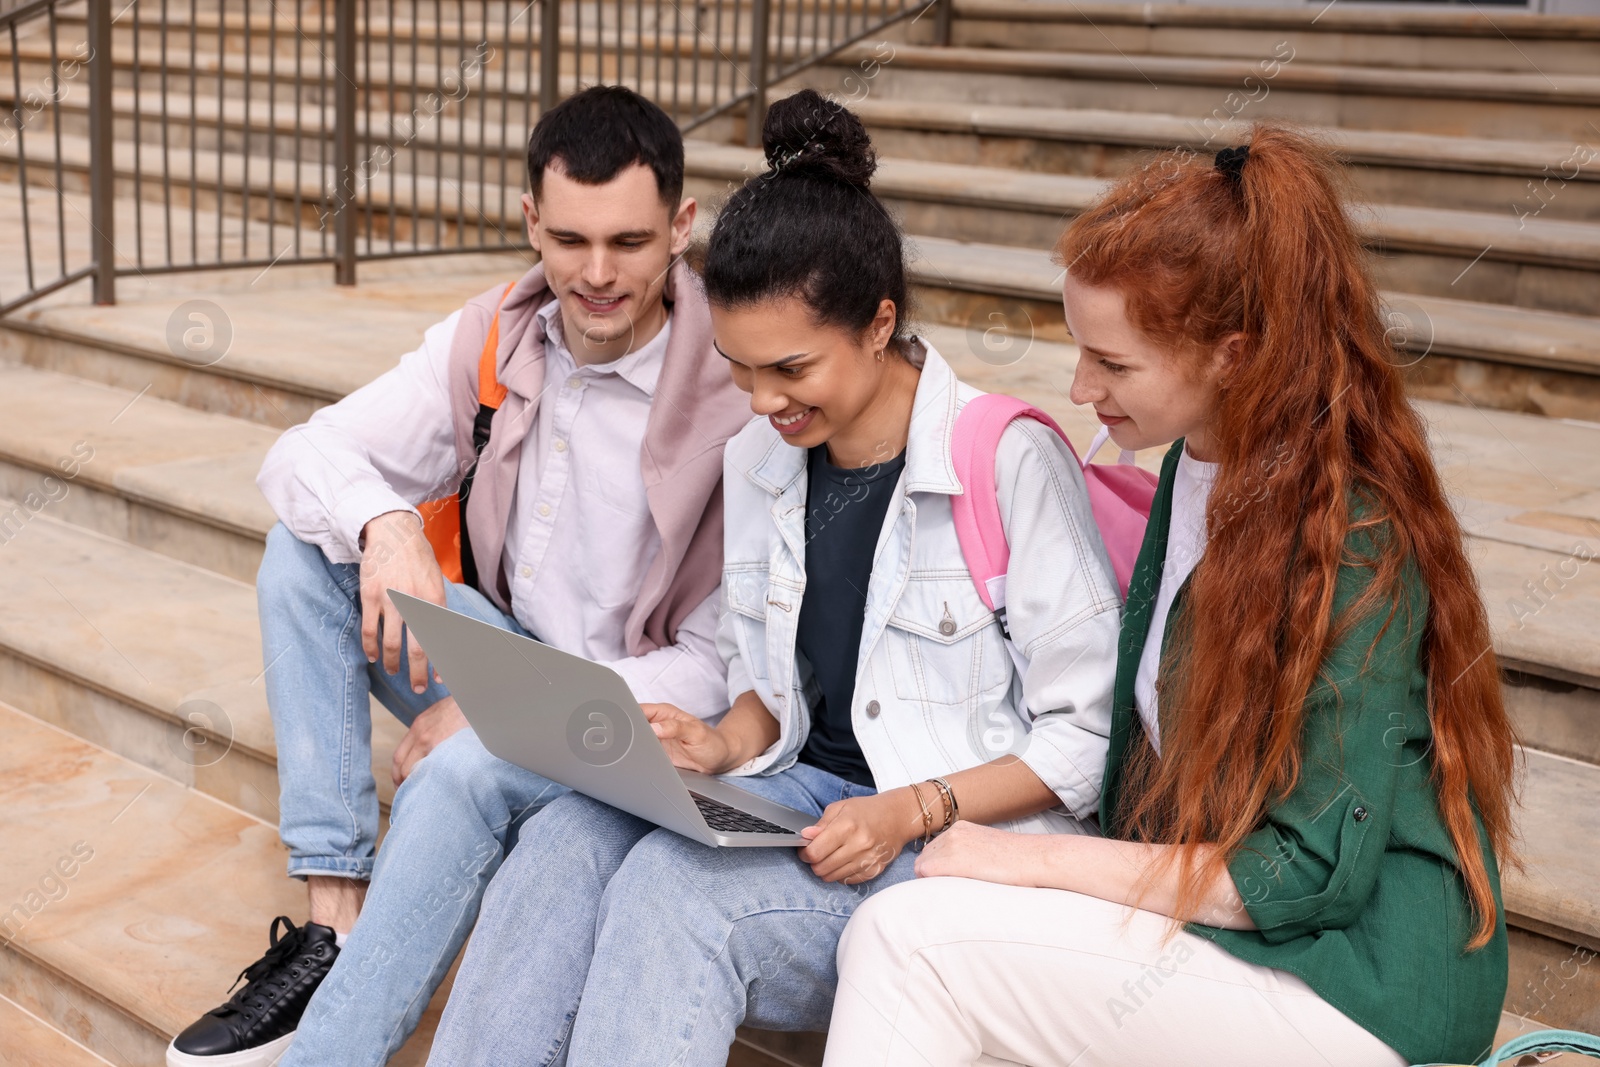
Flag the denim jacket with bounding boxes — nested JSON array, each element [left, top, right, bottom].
[[715, 340, 1122, 833]]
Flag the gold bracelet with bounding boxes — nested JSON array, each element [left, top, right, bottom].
[[909, 781, 935, 844], [931, 776, 958, 834], [925, 777, 948, 835]]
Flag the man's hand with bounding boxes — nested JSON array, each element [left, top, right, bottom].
[[642, 703, 737, 775], [798, 788, 923, 885], [913, 820, 1043, 885], [360, 510, 447, 695], [392, 695, 469, 785]]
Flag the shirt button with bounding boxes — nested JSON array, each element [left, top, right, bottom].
[[553, 439, 567, 453], [538, 503, 552, 518], [519, 565, 532, 578], [1353, 806, 1369, 822], [567, 376, 581, 388], [865, 700, 880, 719]]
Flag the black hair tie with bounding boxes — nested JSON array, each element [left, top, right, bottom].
[[1214, 144, 1250, 183]]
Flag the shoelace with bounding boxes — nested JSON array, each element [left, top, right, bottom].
[[219, 916, 311, 1021]]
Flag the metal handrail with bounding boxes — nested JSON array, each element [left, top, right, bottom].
[[1, 0, 948, 312]]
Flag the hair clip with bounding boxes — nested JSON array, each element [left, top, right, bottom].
[[1214, 144, 1250, 183]]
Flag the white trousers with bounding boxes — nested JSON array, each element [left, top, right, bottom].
[[824, 877, 1409, 1067]]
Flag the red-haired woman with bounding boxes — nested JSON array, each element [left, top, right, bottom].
[[822, 125, 1518, 1067]]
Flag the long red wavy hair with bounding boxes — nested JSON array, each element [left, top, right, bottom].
[[1057, 124, 1517, 948]]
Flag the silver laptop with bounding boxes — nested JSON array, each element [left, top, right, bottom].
[[388, 590, 811, 847]]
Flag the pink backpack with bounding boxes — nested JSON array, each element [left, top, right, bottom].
[[950, 394, 1157, 657]]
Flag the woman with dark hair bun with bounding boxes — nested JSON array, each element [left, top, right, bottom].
[[428, 89, 1125, 1065]]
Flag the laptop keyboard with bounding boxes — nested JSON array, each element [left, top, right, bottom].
[[689, 791, 797, 835]]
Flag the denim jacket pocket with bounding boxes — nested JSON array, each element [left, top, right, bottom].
[[722, 562, 775, 698], [723, 562, 771, 621], [884, 571, 1011, 706]]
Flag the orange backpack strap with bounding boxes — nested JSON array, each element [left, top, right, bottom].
[[421, 281, 516, 588], [475, 282, 514, 408]]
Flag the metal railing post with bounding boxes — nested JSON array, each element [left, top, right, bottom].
[[540, 0, 560, 115], [87, 0, 115, 304], [744, 0, 770, 147], [333, 0, 357, 285], [933, 0, 953, 47]]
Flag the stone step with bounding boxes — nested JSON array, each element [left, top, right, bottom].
[[907, 234, 1600, 419], [942, 0, 1600, 75], [0, 327, 1057, 574], [28, 0, 867, 13], [1503, 752, 1600, 1037], [1392, 296, 1600, 422], [14, 24, 1600, 143], [1420, 401, 1600, 696], [685, 141, 1600, 319], [0, 499, 410, 825], [0, 362, 277, 583], [25, 84, 1600, 229], [1511, 750, 1600, 954], [0, 993, 115, 1067], [36, 0, 1600, 75], [5, 164, 1599, 430], [20, 83, 1600, 232], [1, 37, 738, 119], [56, 5, 887, 65], [799, 42, 1600, 141], [837, 98, 1600, 223], [11, 121, 1600, 326], [0, 699, 441, 1067], [0, 210, 528, 427], [0, 699, 838, 1067]]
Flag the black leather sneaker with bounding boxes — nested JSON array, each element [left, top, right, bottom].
[[166, 916, 338, 1067]]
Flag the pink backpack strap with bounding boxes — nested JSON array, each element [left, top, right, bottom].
[[950, 394, 1070, 618], [1079, 426, 1159, 600], [950, 394, 1157, 610]]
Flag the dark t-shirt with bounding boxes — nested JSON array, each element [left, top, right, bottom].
[[794, 444, 908, 788]]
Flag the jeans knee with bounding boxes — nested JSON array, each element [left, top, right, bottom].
[[394, 730, 498, 812], [601, 831, 711, 918], [620, 830, 702, 878], [258, 522, 354, 614], [527, 792, 632, 853]]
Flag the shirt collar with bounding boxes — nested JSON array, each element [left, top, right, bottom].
[[537, 297, 670, 398]]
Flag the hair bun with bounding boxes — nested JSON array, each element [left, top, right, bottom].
[[761, 89, 877, 189]]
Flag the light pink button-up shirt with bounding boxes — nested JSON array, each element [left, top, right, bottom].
[[257, 301, 729, 718]]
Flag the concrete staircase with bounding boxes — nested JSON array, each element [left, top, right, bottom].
[[6, 0, 1600, 415], [2, 1, 1599, 1064]]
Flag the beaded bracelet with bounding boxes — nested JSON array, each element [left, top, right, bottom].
[[930, 776, 959, 834], [909, 780, 936, 845]]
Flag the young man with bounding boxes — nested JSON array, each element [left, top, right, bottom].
[[165, 87, 751, 1067]]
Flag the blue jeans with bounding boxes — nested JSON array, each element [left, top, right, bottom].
[[256, 523, 568, 1065], [429, 762, 920, 1067]]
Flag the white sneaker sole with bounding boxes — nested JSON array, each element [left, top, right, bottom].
[[166, 1030, 295, 1067]]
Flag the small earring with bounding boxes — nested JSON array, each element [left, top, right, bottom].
[[875, 348, 885, 362]]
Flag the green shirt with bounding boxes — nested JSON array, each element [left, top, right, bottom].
[[1098, 440, 1508, 1065]]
